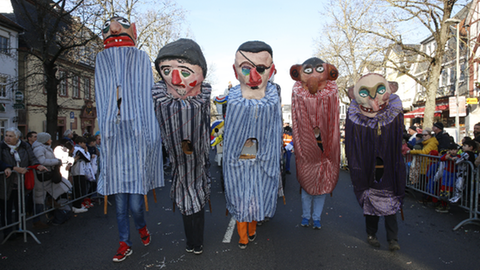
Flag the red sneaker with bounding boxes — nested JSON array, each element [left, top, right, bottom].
[[139, 225, 151, 246], [112, 241, 132, 262]]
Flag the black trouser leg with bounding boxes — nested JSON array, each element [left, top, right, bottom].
[[73, 176, 87, 208], [182, 207, 205, 248], [384, 214, 398, 241], [365, 215, 379, 237]]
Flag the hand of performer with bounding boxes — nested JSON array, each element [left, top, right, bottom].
[[244, 139, 254, 148], [37, 165, 48, 172]]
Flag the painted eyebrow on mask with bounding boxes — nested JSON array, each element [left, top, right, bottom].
[[159, 65, 195, 73]]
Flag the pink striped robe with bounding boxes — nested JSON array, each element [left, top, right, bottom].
[[292, 80, 340, 195]]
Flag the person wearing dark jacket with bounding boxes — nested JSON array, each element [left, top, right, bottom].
[[0, 127, 47, 240], [432, 122, 450, 154], [0, 160, 13, 177]]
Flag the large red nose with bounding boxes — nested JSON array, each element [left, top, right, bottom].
[[171, 70, 182, 86], [249, 68, 262, 85]]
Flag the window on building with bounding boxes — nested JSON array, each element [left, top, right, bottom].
[[72, 75, 79, 98], [441, 69, 447, 86], [449, 67, 455, 85], [0, 75, 7, 98], [83, 77, 90, 100], [0, 119, 6, 141], [58, 71, 67, 96], [460, 63, 465, 81], [0, 35, 8, 54]]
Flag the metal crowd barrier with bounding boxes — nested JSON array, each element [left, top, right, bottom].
[[1, 170, 97, 244], [1, 171, 39, 244], [405, 153, 480, 230]]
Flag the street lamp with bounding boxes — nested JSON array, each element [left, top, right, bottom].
[[445, 18, 461, 142]]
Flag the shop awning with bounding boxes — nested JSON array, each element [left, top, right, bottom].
[[404, 105, 448, 119]]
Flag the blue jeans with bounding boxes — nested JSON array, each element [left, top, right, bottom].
[[115, 193, 146, 246], [301, 189, 326, 221]]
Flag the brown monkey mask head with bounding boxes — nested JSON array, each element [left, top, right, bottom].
[[290, 57, 338, 95], [347, 73, 399, 118]]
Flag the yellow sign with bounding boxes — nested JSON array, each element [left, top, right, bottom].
[[466, 98, 478, 104]]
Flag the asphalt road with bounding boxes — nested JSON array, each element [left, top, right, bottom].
[[1, 151, 480, 270]]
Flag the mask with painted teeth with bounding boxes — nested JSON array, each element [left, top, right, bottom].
[[348, 74, 398, 118]]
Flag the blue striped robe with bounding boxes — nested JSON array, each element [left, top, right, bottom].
[[152, 81, 211, 216], [95, 47, 164, 195], [223, 83, 282, 222]]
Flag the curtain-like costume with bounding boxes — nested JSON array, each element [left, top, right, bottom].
[[345, 94, 406, 216], [95, 47, 164, 195], [152, 81, 211, 216], [223, 82, 282, 222], [292, 80, 340, 195]]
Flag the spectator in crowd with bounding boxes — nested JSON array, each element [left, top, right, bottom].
[[63, 130, 74, 145], [53, 139, 74, 182], [402, 138, 410, 156], [283, 125, 293, 174], [473, 122, 480, 144], [406, 126, 418, 149], [457, 136, 472, 155], [31, 132, 63, 228], [437, 143, 461, 213], [450, 140, 477, 205], [94, 132, 101, 177], [407, 128, 439, 185], [0, 127, 47, 240], [70, 136, 91, 213], [26, 131, 37, 146], [432, 122, 450, 154]]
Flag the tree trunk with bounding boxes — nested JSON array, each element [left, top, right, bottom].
[[423, 62, 442, 129], [45, 64, 59, 142]]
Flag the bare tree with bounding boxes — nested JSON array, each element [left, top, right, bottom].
[[82, 0, 188, 63], [10, 0, 100, 139], [325, 0, 468, 128], [315, 0, 388, 104]]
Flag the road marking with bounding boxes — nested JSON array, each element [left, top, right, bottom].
[[222, 217, 236, 243]]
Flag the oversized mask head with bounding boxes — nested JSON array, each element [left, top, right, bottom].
[[102, 16, 137, 49], [290, 57, 338, 94], [348, 73, 398, 118], [233, 41, 275, 99], [155, 39, 207, 99]]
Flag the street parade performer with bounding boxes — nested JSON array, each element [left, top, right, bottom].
[[290, 57, 340, 230], [223, 41, 282, 249], [344, 73, 405, 251], [95, 16, 163, 262], [152, 38, 211, 255]]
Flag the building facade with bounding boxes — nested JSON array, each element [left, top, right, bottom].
[[0, 14, 22, 140]]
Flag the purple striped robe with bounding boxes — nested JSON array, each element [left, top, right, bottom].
[[152, 81, 211, 216]]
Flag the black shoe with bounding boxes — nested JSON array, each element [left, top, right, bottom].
[[238, 243, 247, 249], [388, 240, 400, 251], [186, 245, 194, 253], [193, 245, 203, 255], [367, 235, 380, 247], [248, 232, 256, 242], [286, 171, 291, 175]]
